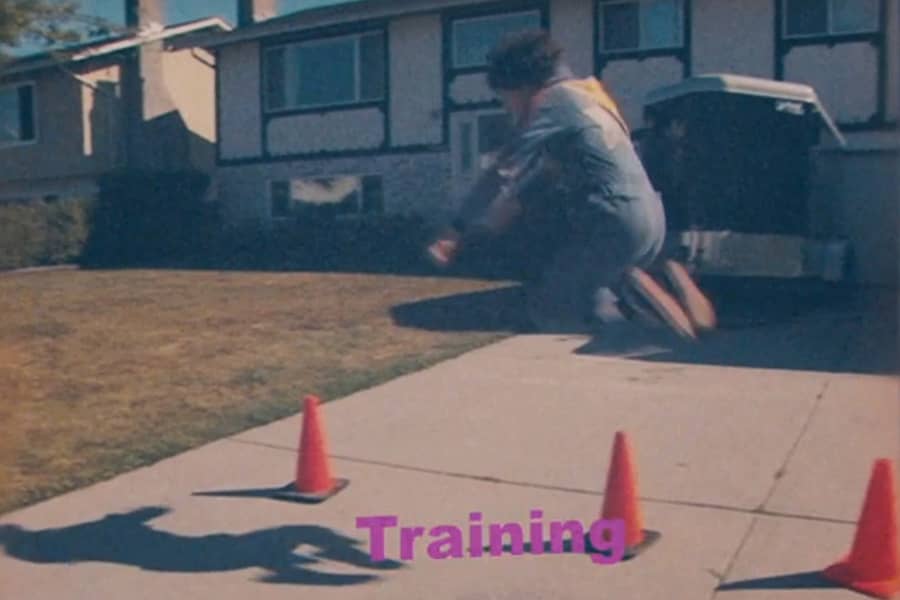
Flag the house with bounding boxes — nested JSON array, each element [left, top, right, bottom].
[[0, 0, 230, 204], [205, 0, 897, 285]]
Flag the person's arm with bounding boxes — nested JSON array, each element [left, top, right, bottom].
[[427, 94, 573, 267]]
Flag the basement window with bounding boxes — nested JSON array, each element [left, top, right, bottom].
[[270, 175, 384, 220]]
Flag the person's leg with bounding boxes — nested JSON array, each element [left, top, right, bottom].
[[658, 260, 717, 332], [632, 192, 717, 333], [587, 194, 698, 341], [523, 237, 597, 333], [524, 204, 646, 334]]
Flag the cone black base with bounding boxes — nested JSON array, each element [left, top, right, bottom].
[[271, 478, 350, 504], [585, 529, 661, 562]]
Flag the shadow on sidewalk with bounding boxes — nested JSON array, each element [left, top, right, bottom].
[[0, 506, 401, 586], [389, 279, 898, 375], [716, 570, 837, 591], [390, 285, 530, 333]]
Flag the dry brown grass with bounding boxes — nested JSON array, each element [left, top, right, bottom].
[[0, 269, 512, 514]]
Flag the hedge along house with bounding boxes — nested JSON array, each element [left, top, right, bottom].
[[0, 0, 230, 204], [206, 0, 898, 285]]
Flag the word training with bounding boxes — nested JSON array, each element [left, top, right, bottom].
[[356, 510, 625, 564]]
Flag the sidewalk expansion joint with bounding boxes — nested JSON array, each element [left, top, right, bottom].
[[708, 516, 760, 600], [759, 377, 831, 511], [225, 437, 856, 526]]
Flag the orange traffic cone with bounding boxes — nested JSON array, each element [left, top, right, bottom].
[[274, 395, 349, 503], [823, 459, 900, 599], [592, 431, 660, 561]]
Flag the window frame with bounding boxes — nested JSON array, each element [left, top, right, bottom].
[[781, 0, 881, 40], [0, 81, 38, 148], [262, 29, 386, 115], [775, 0, 889, 130], [449, 9, 544, 69], [596, 0, 686, 55]]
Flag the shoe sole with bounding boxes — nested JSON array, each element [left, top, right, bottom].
[[624, 268, 697, 341], [618, 285, 665, 329], [662, 260, 717, 332]]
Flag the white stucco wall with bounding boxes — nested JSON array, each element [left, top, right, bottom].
[[601, 56, 684, 130], [784, 43, 880, 125], [162, 48, 217, 142], [691, 0, 774, 78], [266, 107, 385, 155], [218, 41, 262, 159], [389, 14, 443, 146], [550, 0, 594, 77], [885, 0, 898, 123], [449, 72, 494, 105]]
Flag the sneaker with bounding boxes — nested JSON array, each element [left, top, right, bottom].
[[617, 285, 665, 329], [622, 268, 697, 341], [661, 260, 717, 333]]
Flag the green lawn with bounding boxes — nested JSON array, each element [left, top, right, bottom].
[[0, 269, 513, 514]]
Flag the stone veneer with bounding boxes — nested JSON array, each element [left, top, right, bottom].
[[214, 150, 454, 226]]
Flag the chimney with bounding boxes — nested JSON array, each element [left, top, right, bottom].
[[237, 0, 277, 27], [125, 0, 165, 30]]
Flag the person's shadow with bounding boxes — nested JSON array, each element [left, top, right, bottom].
[[0, 506, 402, 586]]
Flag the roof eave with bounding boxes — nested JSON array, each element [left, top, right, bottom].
[[1, 17, 231, 78], [197, 0, 376, 48]]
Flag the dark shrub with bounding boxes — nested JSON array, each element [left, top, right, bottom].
[[81, 169, 218, 267], [0, 198, 92, 270]]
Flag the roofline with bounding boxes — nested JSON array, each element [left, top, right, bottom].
[[1, 17, 232, 78], [195, 0, 488, 48], [199, 0, 378, 47]]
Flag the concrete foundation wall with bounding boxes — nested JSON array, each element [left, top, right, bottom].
[[811, 147, 899, 287], [215, 151, 452, 225]]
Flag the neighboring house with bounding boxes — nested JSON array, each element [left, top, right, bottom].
[[206, 0, 898, 285], [0, 0, 230, 203]]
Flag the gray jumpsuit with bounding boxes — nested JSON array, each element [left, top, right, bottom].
[[451, 64, 668, 331]]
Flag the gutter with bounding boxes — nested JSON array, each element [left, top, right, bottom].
[[1, 17, 232, 78]]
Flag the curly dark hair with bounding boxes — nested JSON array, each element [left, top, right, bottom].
[[486, 29, 563, 91]]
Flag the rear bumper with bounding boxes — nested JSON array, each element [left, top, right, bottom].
[[665, 231, 851, 281]]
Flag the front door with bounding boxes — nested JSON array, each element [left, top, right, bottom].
[[450, 109, 515, 207]]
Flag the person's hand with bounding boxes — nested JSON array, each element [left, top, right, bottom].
[[483, 194, 522, 234], [426, 229, 461, 268]]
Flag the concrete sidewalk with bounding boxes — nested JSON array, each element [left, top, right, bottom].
[[1, 289, 897, 599]]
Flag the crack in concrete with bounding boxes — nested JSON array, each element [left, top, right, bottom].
[[225, 437, 856, 526], [708, 516, 760, 600]]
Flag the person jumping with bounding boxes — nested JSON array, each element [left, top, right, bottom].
[[427, 30, 716, 339]]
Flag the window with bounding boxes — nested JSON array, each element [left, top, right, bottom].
[[0, 84, 36, 146], [457, 112, 514, 175], [264, 31, 385, 112], [598, 0, 684, 52], [783, 0, 880, 38], [270, 175, 383, 219], [477, 113, 513, 155], [451, 10, 542, 68]]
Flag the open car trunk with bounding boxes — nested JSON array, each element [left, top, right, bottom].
[[641, 74, 847, 279]]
